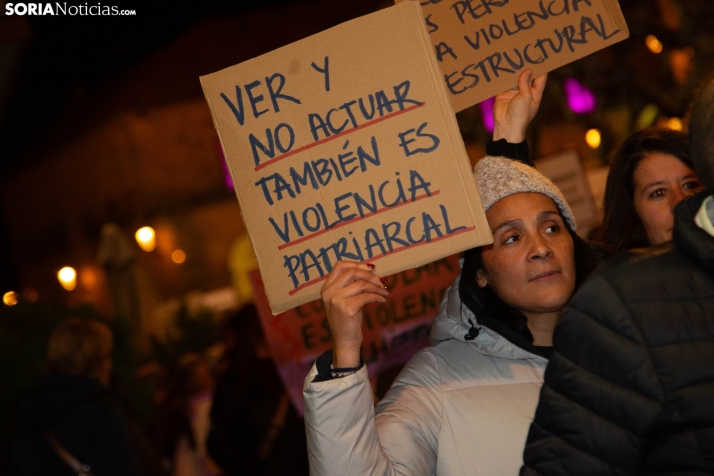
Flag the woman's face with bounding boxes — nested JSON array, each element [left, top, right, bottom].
[[477, 193, 576, 318], [632, 152, 704, 246]]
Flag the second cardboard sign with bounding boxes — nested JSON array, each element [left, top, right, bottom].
[[401, 0, 629, 112]]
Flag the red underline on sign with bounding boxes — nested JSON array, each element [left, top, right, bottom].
[[367, 226, 476, 262], [254, 102, 426, 172], [286, 225, 475, 296], [277, 190, 441, 251]]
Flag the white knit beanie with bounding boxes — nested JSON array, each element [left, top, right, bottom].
[[474, 156, 576, 230]]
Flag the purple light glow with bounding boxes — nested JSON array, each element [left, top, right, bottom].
[[564, 78, 596, 114], [218, 143, 234, 190], [479, 96, 495, 133]]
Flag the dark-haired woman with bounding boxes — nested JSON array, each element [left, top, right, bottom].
[[302, 72, 603, 475], [596, 128, 704, 250]]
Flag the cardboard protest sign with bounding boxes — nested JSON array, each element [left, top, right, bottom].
[[536, 149, 599, 234], [249, 255, 461, 414], [201, 2, 491, 313], [586, 165, 609, 223], [399, 0, 629, 112]]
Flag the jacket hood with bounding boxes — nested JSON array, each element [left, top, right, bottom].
[[674, 190, 714, 274], [430, 275, 548, 364], [15, 374, 108, 433]]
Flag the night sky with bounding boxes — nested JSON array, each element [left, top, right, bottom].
[[0, 0, 300, 291], [0, 0, 301, 176]]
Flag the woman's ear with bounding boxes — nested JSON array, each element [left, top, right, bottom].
[[476, 268, 488, 288]]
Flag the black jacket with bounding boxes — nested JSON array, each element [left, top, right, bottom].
[[207, 354, 309, 476], [521, 191, 714, 475], [13, 374, 159, 476]]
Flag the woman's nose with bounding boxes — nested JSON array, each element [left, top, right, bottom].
[[529, 235, 552, 260], [670, 188, 686, 212]]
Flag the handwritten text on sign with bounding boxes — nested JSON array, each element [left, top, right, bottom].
[[201, 2, 490, 313], [402, 0, 629, 112]]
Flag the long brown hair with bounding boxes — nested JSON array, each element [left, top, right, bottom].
[[596, 128, 693, 251]]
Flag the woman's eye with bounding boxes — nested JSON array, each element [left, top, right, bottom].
[[503, 235, 519, 244], [649, 188, 666, 198], [683, 180, 702, 191], [545, 224, 561, 233]]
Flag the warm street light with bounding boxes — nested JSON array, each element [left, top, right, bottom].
[[171, 249, 186, 264], [666, 117, 683, 131], [135, 226, 156, 252], [585, 129, 601, 149], [3, 291, 18, 306], [58, 267, 77, 291], [646, 35, 663, 54]]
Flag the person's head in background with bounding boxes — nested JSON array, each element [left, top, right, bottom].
[[689, 77, 714, 189], [221, 304, 269, 359], [597, 128, 704, 251], [177, 353, 214, 397], [45, 318, 114, 386]]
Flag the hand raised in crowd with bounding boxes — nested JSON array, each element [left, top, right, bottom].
[[320, 261, 389, 369], [492, 69, 547, 143]]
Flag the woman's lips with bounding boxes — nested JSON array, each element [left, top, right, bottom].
[[530, 270, 560, 281]]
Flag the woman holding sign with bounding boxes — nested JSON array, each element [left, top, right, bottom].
[[303, 71, 603, 475]]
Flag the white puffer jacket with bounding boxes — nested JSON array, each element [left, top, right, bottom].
[[303, 275, 548, 476]]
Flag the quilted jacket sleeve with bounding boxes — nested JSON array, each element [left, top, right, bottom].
[[520, 273, 667, 476], [303, 349, 442, 476]]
